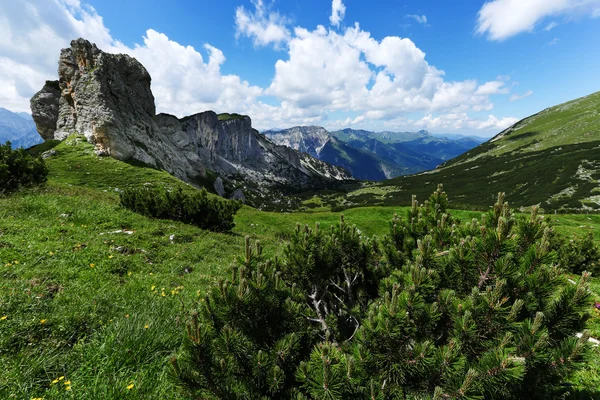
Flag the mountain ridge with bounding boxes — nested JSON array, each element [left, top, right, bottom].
[[29, 38, 351, 207]]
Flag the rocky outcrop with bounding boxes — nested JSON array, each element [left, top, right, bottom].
[[30, 80, 61, 141], [30, 39, 351, 201], [155, 111, 349, 188]]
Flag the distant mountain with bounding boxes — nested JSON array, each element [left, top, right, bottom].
[[431, 133, 486, 142], [376, 90, 600, 211], [332, 128, 481, 162], [264, 126, 444, 180], [264, 126, 402, 180], [397, 136, 484, 161], [0, 108, 43, 148], [333, 128, 428, 144]]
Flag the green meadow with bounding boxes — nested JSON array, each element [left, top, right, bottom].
[[1, 138, 599, 398]]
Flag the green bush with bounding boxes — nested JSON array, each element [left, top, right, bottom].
[[0, 141, 48, 193], [119, 186, 241, 232], [173, 186, 593, 399], [560, 232, 600, 275]]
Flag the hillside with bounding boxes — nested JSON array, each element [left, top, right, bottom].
[[0, 108, 42, 148], [337, 91, 600, 211]]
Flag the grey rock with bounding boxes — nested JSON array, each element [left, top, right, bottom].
[[230, 189, 246, 203], [30, 38, 352, 204], [41, 149, 57, 159], [30, 81, 61, 141], [214, 177, 225, 197]]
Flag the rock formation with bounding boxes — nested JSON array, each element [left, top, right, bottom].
[[30, 81, 61, 141], [30, 39, 351, 202]]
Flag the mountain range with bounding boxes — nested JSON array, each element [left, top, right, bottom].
[[263, 126, 483, 180], [0, 108, 43, 148]]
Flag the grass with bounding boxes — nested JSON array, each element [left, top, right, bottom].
[[1, 136, 600, 398]]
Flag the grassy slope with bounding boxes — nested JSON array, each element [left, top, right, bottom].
[[1, 137, 599, 398], [367, 91, 600, 211]]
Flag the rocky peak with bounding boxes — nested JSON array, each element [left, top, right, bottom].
[[263, 126, 332, 158], [30, 38, 351, 205]]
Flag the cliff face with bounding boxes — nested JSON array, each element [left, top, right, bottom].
[[264, 126, 331, 159], [30, 39, 351, 200]]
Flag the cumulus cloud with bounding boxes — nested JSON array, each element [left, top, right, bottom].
[[476, 0, 600, 41], [1, 0, 518, 134], [0, 0, 267, 119], [412, 113, 518, 132], [235, 0, 290, 48], [330, 0, 346, 27], [475, 80, 509, 95], [268, 22, 505, 122], [0, 0, 114, 112], [406, 14, 427, 24], [510, 90, 533, 102]]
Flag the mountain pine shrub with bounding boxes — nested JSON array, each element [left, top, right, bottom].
[[119, 186, 241, 232], [0, 141, 48, 193], [560, 232, 600, 276], [173, 186, 593, 399]]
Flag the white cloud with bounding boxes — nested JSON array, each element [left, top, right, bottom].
[[268, 23, 504, 122], [330, 0, 346, 27], [549, 38, 559, 45], [544, 21, 559, 31], [412, 113, 518, 132], [110, 30, 264, 117], [475, 80, 509, 95], [476, 0, 600, 41], [406, 14, 427, 24], [510, 90, 533, 101], [0, 0, 265, 119], [235, 0, 290, 48], [1, 0, 518, 135]]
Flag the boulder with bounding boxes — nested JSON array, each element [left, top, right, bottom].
[[213, 177, 225, 197], [230, 188, 246, 203]]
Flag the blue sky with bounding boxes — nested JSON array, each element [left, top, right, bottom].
[[2, 0, 599, 136]]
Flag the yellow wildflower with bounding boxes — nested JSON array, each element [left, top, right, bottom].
[[65, 386, 72, 391], [13, 260, 19, 264], [90, 263, 95, 268], [144, 324, 149, 329], [125, 314, 130, 318], [0, 316, 7, 321], [59, 376, 64, 381], [127, 383, 134, 390], [64, 381, 71, 385], [151, 285, 156, 291], [108, 255, 114, 259], [161, 292, 166, 297], [127, 271, 132, 276], [31, 397, 43, 400], [49, 252, 54, 256], [40, 319, 47, 324]]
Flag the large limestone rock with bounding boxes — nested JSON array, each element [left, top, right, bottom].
[[30, 38, 351, 201], [30, 80, 61, 140]]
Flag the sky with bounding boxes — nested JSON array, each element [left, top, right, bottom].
[[1, 0, 599, 137]]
